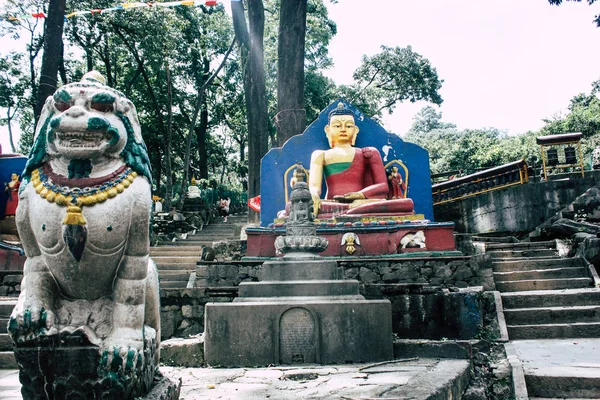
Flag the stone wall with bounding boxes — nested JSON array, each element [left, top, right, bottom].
[[160, 256, 499, 341], [0, 247, 26, 297], [435, 171, 600, 234], [3, 255, 498, 341], [160, 288, 209, 340], [0, 272, 22, 297]]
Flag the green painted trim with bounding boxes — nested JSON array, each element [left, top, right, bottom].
[[22, 112, 54, 189], [324, 161, 351, 178], [88, 117, 110, 131], [53, 89, 71, 103], [115, 111, 153, 184], [91, 93, 116, 104]]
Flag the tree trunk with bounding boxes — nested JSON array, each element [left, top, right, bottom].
[[6, 108, 16, 153], [197, 108, 209, 179], [232, 0, 268, 224], [164, 63, 174, 210], [34, 0, 66, 123], [276, 0, 307, 146]]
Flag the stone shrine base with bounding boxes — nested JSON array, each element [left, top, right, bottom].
[[246, 221, 456, 257], [205, 299, 392, 367], [204, 258, 393, 367]]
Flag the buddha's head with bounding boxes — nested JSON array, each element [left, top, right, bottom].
[[11, 173, 18, 182], [325, 102, 359, 148]]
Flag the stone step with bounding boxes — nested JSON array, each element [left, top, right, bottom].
[[0, 351, 17, 369], [489, 249, 558, 259], [0, 318, 7, 334], [507, 322, 600, 339], [188, 233, 236, 239], [238, 280, 361, 298], [526, 373, 600, 398], [151, 245, 204, 251], [156, 263, 198, 271], [0, 334, 12, 351], [492, 257, 583, 272], [150, 249, 203, 256], [0, 301, 16, 317], [169, 241, 215, 247], [502, 289, 600, 309], [495, 278, 593, 292], [152, 256, 200, 264], [504, 305, 600, 325], [494, 267, 589, 281], [530, 398, 597, 400], [486, 240, 556, 250], [193, 227, 236, 233], [471, 236, 518, 243], [159, 281, 190, 289], [158, 271, 193, 281]]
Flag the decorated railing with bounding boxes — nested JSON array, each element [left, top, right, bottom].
[[432, 159, 529, 205]]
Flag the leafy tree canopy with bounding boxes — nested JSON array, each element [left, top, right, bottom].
[[548, 0, 600, 26]]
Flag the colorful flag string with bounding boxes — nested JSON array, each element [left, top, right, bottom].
[[5, 0, 224, 22]]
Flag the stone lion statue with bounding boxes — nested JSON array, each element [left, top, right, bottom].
[[8, 72, 163, 397]]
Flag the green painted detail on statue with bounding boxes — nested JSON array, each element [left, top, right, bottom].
[[91, 93, 116, 104], [116, 111, 153, 184], [68, 159, 93, 179], [22, 113, 54, 186], [50, 116, 61, 129], [108, 126, 119, 146], [39, 308, 47, 334], [125, 349, 136, 373], [88, 117, 110, 131], [324, 162, 352, 177], [99, 350, 109, 370], [53, 89, 72, 103], [23, 309, 31, 328], [8, 317, 17, 335], [111, 347, 123, 372]]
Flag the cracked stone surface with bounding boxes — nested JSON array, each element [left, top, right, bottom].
[[161, 358, 469, 399]]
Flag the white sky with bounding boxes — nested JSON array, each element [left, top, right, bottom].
[[2, 0, 600, 152], [323, 0, 600, 136]]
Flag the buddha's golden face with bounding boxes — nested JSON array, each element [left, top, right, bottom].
[[11, 173, 18, 181], [325, 115, 359, 147]]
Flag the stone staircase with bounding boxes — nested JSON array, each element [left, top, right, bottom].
[[488, 240, 598, 339], [484, 238, 600, 399], [151, 213, 246, 289], [0, 298, 17, 369]]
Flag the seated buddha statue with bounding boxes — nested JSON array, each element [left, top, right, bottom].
[[187, 177, 202, 199], [308, 103, 414, 218]]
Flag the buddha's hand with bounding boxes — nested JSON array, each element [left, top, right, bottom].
[[312, 195, 321, 216], [333, 192, 366, 203]]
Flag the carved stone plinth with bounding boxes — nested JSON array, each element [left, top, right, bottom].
[[13, 330, 179, 400]]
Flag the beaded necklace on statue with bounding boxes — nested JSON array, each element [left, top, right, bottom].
[[31, 165, 138, 226]]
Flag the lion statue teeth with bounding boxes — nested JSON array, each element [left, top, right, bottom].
[[8, 71, 163, 397]]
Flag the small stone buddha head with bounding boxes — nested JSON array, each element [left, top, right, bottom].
[[325, 102, 359, 148]]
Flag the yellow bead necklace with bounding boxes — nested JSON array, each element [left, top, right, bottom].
[[31, 167, 138, 226]]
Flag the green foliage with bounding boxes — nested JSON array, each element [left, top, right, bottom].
[[548, 0, 599, 26], [409, 106, 456, 133], [347, 45, 443, 119], [405, 106, 541, 175], [541, 80, 600, 159]]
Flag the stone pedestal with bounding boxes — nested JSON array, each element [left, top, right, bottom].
[[204, 259, 393, 367], [12, 331, 180, 400]]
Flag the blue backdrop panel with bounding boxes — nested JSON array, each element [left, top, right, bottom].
[[260, 100, 433, 226], [0, 154, 27, 219]]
